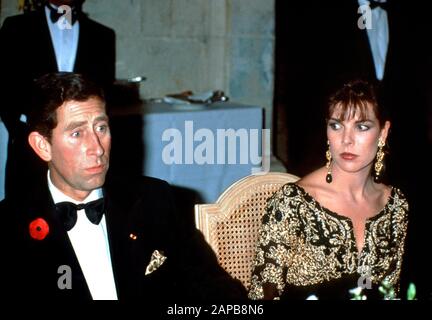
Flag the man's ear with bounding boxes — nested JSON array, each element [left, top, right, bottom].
[[28, 132, 52, 162]]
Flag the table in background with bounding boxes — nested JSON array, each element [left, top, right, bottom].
[[110, 101, 264, 204]]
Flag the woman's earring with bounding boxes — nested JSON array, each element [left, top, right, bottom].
[[325, 141, 332, 183], [374, 139, 385, 183]]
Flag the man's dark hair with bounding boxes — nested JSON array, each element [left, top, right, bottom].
[[28, 72, 105, 139]]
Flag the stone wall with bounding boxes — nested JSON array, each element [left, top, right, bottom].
[[0, 0, 275, 129]]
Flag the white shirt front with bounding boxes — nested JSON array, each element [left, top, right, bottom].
[[0, 117, 7, 201], [358, 0, 389, 81], [47, 172, 118, 300], [45, 5, 79, 72]]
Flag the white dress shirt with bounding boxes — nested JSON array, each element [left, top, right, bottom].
[[358, 0, 389, 80], [45, 5, 79, 72], [0, 117, 7, 201], [47, 172, 118, 300]]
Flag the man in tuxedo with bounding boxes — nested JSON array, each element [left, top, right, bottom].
[[0, 0, 115, 200], [0, 72, 246, 301]]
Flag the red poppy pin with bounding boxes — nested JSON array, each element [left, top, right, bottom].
[[29, 218, 50, 240]]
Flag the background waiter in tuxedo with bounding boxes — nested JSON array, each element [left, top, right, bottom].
[[0, 72, 246, 300], [0, 0, 115, 200], [275, 0, 431, 298]]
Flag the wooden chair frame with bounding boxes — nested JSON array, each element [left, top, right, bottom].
[[195, 172, 299, 289]]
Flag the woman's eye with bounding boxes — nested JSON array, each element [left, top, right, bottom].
[[71, 131, 80, 137], [329, 122, 341, 130]]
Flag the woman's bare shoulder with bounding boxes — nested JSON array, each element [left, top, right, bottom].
[[372, 183, 393, 206], [296, 167, 330, 199]]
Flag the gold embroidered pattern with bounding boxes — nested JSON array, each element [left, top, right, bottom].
[[248, 183, 408, 299]]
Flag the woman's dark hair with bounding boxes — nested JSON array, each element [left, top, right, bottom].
[[327, 79, 389, 128], [28, 72, 105, 140]]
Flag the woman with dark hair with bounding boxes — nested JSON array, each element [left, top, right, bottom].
[[249, 80, 409, 300]]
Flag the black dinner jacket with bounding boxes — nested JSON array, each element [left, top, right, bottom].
[[0, 175, 247, 301], [0, 7, 115, 132]]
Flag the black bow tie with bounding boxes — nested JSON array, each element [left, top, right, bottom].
[[56, 198, 105, 231], [369, 0, 389, 10], [46, 3, 80, 25]]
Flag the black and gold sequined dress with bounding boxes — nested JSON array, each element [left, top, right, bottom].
[[248, 183, 409, 300]]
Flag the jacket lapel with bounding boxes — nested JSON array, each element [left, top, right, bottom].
[[103, 184, 166, 299], [103, 187, 147, 299], [33, 9, 58, 73], [23, 181, 92, 299], [73, 17, 88, 73], [100, 190, 124, 297]]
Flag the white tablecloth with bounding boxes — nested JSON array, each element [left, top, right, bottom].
[[140, 101, 263, 203], [0, 118, 8, 201]]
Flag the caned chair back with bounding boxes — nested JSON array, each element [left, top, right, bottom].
[[194, 172, 300, 289]]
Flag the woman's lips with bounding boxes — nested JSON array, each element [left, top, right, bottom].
[[340, 152, 358, 160]]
